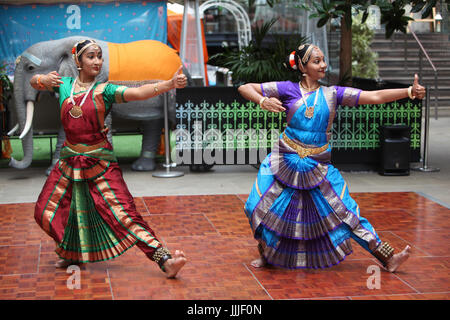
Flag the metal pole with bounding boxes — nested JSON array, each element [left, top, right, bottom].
[[180, 2, 188, 62], [194, 0, 206, 86], [412, 86, 440, 172], [404, 33, 407, 71], [418, 50, 422, 80], [152, 92, 184, 178], [434, 71, 438, 120]]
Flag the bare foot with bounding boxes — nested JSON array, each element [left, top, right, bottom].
[[55, 259, 75, 268], [250, 256, 267, 268], [386, 245, 411, 272], [163, 250, 187, 278]]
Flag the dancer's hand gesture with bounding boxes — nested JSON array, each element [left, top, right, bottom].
[[411, 74, 426, 100], [172, 66, 187, 89], [261, 97, 285, 113]]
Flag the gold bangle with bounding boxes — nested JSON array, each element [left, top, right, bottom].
[[408, 86, 415, 99], [154, 83, 159, 93], [259, 96, 268, 107]]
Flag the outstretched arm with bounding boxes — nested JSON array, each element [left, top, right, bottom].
[[123, 65, 187, 102], [358, 74, 426, 105], [30, 71, 63, 91], [238, 83, 285, 112]]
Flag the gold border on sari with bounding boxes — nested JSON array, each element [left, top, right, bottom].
[[282, 133, 329, 158], [40, 175, 71, 235], [341, 87, 362, 107], [261, 82, 279, 99], [318, 180, 360, 229], [94, 176, 161, 249], [259, 237, 352, 269], [59, 159, 111, 181], [65, 140, 108, 153], [322, 86, 338, 142]]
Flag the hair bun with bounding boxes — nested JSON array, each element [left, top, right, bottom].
[[285, 51, 298, 71]]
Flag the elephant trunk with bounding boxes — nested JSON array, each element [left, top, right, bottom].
[[9, 63, 35, 169], [9, 129, 33, 169]]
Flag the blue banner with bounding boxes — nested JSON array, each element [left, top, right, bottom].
[[0, 1, 167, 75]]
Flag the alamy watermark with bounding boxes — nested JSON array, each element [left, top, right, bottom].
[[66, 265, 81, 290], [366, 265, 381, 290], [173, 121, 279, 167]]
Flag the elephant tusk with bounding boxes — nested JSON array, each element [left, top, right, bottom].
[[7, 123, 19, 136], [19, 101, 34, 139]]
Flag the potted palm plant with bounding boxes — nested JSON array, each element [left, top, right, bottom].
[[209, 18, 307, 86]]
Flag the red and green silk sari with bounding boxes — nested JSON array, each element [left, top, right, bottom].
[[35, 77, 162, 263]]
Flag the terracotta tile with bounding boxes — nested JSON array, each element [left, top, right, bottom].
[[163, 235, 258, 267], [0, 203, 46, 246], [248, 259, 417, 299], [144, 213, 219, 238], [353, 192, 450, 221], [351, 293, 450, 300], [359, 209, 422, 231], [392, 229, 450, 257], [0, 192, 448, 300], [142, 194, 244, 214], [388, 257, 450, 293], [0, 267, 112, 300], [0, 245, 40, 275], [236, 194, 250, 203], [133, 197, 150, 216], [107, 262, 270, 300], [205, 210, 254, 237]]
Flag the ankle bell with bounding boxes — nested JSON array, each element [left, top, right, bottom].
[[372, 242, 395, 267], [152, 247, 172, 272]]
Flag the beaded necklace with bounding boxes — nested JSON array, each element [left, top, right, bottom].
[[69, 76, 96, 118]]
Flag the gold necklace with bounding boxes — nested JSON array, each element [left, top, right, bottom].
[[76, 78, 95, 89], [69, 76, 96, 118], [299, 86, 320, 119], [300, 81, 320, 92]]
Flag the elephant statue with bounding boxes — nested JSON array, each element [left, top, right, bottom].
[[9, 36, 193, 173]]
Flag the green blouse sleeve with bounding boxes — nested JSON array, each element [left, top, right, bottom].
[[103, 83, 128, 110], [56, 77, 74, 107]]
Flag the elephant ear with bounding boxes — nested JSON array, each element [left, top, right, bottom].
[[58, 53, 78, 78]]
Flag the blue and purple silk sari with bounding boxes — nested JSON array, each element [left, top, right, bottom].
[[244, 81, 382, 269]]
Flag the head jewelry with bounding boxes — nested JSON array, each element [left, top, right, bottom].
[[72, 39, 100, 69], [297, 44, 317, 65]]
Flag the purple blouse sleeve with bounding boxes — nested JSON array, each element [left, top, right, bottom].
[[334, 86, 362, 107], [261, 81, 295, 99], [261, 82, 280, 99], [260, 81, 293, 114]]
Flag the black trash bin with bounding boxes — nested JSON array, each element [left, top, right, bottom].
[[379, 124, 411, 176]]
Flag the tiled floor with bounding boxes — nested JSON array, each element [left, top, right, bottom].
[[0, 192, 448, 300]]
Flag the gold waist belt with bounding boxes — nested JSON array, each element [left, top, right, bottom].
[[65, 140, 107, 153], [282, 133, 329, 158]]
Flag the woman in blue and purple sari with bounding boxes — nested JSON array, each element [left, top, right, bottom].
[[238, 43, 426, 272]]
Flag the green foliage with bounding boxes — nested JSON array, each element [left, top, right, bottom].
[[351, 13, 379, 79], [308, 0, 348, 28], [288, 0, 442, 38], [0, 62, 13, 105], [209, 19, 307, 85], [378, 0, 413, 38]]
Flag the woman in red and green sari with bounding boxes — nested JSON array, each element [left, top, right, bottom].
[[30, 39, 187, 278]]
